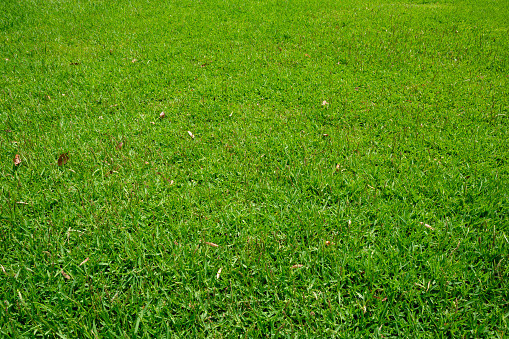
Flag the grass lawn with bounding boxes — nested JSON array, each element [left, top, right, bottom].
[[1, 0, 508, 337]]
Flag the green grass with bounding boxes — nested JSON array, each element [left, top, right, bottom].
[[1, 0, 508, 337]]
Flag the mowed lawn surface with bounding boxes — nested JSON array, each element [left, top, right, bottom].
[[1, 0, 508, 337]]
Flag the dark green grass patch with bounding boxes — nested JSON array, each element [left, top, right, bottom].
[[1, 0, 508, 337]]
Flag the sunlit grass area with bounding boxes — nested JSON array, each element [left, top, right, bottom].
[[1, 0, 508, 337]]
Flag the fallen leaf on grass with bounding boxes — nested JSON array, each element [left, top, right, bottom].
[[216, 268, 222, 279], [291, 264, 304, 269], [116, 142, 123, 150], [188, 131, 195, 139], [57, 153, 69, 166], [204, 241, 219, 247], [322, 100, 329, 106], [304, 54, 310, 58], [79, 258, 89, 266], [159, 111, 165, 119], [335, 164, 341, 172], [61, 270, 71, 280], [13, 154, 21, 166], [419, 222, 435, 231], [325, 241, 334, 246]]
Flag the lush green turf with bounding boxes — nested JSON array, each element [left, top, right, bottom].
[[1, 0, 508, 337]]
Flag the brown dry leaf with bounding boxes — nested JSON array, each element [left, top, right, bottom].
[[304, 53, 310, 57], [61, 270, 71, 280], [159, 111, 165, 119], [13, 154, 21, 166], [57, 153, 69, 166], [188, 131, 195, 139], [325, 241, 334, 246], [204, 241, 219, 247], [216, 267, 222, 279], [79, 257, 89, 266], [419, 222, 435, 231], [291, 264, 304, 268], [323, 134, 329, 137], [116, 142, 123, 150]]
